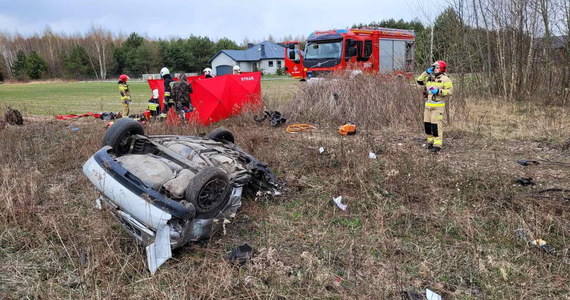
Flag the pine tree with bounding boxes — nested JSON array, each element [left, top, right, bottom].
[[26, 51, 48, 79]]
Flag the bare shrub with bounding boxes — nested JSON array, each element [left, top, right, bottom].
[[273, 75, 433, 130], [4, 107, 23, 125]]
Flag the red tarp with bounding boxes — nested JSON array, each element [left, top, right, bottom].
[[55, 112, 95, 120], [147, 72, 262, 125]]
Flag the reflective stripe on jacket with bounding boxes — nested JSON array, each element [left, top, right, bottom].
[[118, 82, 131, 101], [417, 72, 453, 106]]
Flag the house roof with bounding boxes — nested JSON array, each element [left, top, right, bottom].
[[209, 41, 285, 63]]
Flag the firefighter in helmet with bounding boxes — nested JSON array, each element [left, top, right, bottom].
[[118, 74, 131, 117], [147, 89, 160, 119], [232, 65, 241, 74], [160, 67, 174, 118], [416, 60, 453, 153], [203, 68, 213, 78]]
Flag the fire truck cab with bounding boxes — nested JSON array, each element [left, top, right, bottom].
[[284, 28, 415, 80]]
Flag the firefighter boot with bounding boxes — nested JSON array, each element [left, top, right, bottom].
[[429, 146, 441, 153]]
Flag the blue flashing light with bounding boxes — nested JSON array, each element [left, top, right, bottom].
[[337, 29, 349, 33]]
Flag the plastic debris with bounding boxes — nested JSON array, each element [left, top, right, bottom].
[[426, 288, 442, 300], [516, 177, 535, 186], [515, 229, 555, 254], [319, 147, 325, 154], [517, 159, 539, 166], [227, 243, 254, 265], [332, 196, 347, 211], [530, 238, 555, 254], [397, 143, 403, 146], [71, 127, 79, 132], [368, 152, 377, 159]]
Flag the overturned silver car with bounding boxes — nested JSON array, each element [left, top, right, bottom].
[[83, 118, 279, 273]]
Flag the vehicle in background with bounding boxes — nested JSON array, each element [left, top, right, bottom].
[[284, 27, 415, 80]]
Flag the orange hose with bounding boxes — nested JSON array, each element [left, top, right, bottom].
[[286, 123, 315, 133]]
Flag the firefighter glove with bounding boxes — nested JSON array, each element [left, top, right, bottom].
[[429, 87, 439, 95], [426, 66, 435, 74]]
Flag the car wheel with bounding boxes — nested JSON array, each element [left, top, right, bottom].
[[185, 166, 230, 218], [102, 118, 144, 156], [206, 128, 235, 144]]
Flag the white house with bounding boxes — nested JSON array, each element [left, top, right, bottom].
[[209, 41, 285, 76]]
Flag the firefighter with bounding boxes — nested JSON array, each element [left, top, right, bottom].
[[416, 60, 453, 153], [203, 68, 213, 78], [233, 65, 241, 74], [147, 89, 160, 119], [160, 67, 174, 118], [172, 74, 194, 113], [118, 74, 131, 117]]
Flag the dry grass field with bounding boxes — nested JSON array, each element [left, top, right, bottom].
[[0, 77, 569, 299]]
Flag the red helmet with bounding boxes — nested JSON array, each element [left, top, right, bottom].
[[435, 60, 447, 72], [119, 74, 129, 82]]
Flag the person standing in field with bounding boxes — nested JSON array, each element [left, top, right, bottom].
[[118, 74, 131, 117], [416, 60, 453, 153], [172, 74, 194, 113], [160, 67, 175, 118]]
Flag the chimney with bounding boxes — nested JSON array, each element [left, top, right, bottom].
[[260, 43, 266, 57], [247, 43, 255, 49]]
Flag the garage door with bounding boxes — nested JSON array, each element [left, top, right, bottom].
[[216, 65, 233, 76]]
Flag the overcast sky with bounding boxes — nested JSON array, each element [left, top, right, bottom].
[[0, 0, 442, 42]]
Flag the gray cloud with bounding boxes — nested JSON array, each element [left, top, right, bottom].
[[0, 0, 430, 42]]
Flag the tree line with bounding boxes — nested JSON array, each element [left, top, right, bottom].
[[0, 27, 243, 81], [1, 1, 568, 104]]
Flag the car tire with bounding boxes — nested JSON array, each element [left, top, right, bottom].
[[185, 166, 231, 218], [102, 118, 144, 156], [206, 128, 235, 144]]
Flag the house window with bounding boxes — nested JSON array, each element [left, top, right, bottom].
[[268, 61, 274, 67], [277, 60, 282, 68]]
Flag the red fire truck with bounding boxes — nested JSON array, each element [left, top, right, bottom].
[[284, 27, 415, 80]]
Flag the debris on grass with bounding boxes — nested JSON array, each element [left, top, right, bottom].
[[332, 196, 347, 211], [517, 159, 539, 166], [402, 290, 424, 300], [515, 229, 555, 254], [426, 288, 442, 300], [227, 243, 255, 266], [254, 110, 287, 127], [516, 177, 535, 186], [368, 152, 377, 159]]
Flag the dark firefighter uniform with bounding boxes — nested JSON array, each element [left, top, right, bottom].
[[162, 73, 175, 116], [172, 74, 194, 112], [416, 61, 453, 151]]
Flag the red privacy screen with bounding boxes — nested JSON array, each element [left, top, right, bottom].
[[148, 72, 262, 125]]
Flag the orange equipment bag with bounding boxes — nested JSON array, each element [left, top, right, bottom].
[[338, 122, 356, 135]]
